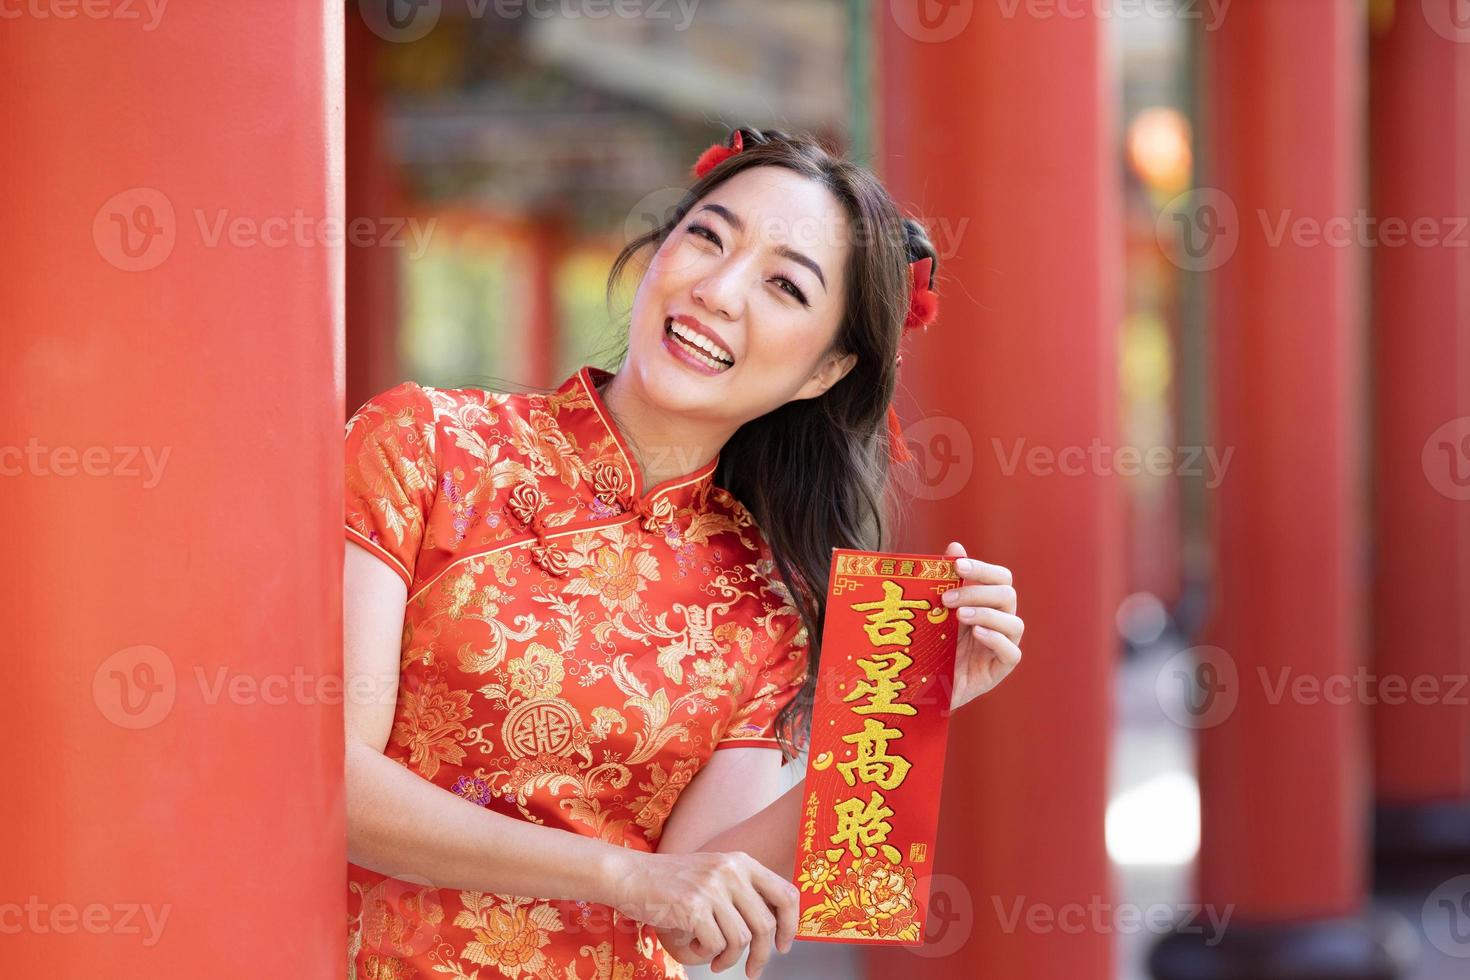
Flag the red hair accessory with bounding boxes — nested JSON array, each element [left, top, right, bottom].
[[904, 257, 939, 331], [692, 130, 744, 179], [888, 256, 940, 465]]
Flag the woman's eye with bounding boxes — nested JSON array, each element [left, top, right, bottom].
[[775, 277, 809, 306], [689, 223, 721, 247]]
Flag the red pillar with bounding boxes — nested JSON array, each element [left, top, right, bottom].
[[0, 6, 345, 978], [874, 5, 1121, 978], [347, 11, 404, 413], [523, 215, 566, 387], [1368, 0, 1470, 871], [1152, 2, 1407, 974]]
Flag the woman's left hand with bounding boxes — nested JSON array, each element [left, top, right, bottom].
[[940, 540, 1023, 711]]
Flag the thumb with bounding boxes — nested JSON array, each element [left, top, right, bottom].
[[944, 540, 967, 559]]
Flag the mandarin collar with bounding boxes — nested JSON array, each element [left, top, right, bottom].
[[547, 365, 723, 512]]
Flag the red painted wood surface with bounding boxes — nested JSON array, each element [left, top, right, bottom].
[[1197, 0, 1368, 920], [0, 5, 346, 976], [1368, 0, 1470, 808], [873, 4, 1122, 976]]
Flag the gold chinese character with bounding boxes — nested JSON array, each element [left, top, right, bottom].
[[836, 718, 913, 790], [909, 842, 928, 863], [851, 579, 931, 647], [827, 791, 895, 858], [843, 648, 917, 716]]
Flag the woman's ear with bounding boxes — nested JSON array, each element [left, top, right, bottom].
[[794, 350, 859, 401]]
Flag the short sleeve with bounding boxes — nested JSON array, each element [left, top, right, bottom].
[[715, 613, 810, 752], [344, 381, 438, 590]]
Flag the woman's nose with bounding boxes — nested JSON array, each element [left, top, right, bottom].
[[692, 262, 747, 321]]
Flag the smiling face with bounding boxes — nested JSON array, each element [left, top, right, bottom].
[[621, 165, 858, 426]]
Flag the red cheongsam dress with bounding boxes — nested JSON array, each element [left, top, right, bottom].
[[344, 365, 811, 980]]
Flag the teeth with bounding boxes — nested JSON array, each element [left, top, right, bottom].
[[667, 320, 734, 368]]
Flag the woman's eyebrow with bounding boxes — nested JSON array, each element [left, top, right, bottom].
[[696, 203, 828, 293]]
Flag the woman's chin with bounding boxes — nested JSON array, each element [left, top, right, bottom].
[[634, 357, 738, 417]]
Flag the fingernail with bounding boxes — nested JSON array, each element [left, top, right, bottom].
[[942, 590, 958, 605], [955, 558, 974, 573]]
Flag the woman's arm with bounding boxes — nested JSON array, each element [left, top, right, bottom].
[[345, 541, 626, 900], [657, 748, 807, 880]]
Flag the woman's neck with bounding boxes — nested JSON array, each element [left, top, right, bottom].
[[597, 370, 732, 490]]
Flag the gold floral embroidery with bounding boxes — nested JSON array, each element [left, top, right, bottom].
[[357, 952, 415, 980], [797, 855, 920, 942], [507, 643, 566, 699], [563, 535, 659, 614], [797, 853, 839, 895], [455, 893, 564, 978], [346, 389, 436, 554], [688, 656, 739, 700], [510, 408, 584, 487], [630, 757, 699, 839], [574, 940, 638, 980], [391, 677, 473, 779]]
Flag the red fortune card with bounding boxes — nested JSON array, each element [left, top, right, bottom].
[[793, 548, 961, 945]]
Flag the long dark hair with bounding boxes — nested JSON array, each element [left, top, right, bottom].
[[605, 126, 940, 762]]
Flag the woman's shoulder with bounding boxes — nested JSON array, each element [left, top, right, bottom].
[[700, 495, 805, 618], [351, 379, 534, 439]]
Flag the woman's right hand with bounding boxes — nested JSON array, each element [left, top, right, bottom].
[[605, 849, 799, 978]]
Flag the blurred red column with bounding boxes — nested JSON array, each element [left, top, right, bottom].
[[1367, 1, 1470, 873], [0, 5, 345, 979], [1152, 1, 1409, 975], [874, 4, 1121, 979], [347, 11, 403, 412], [523, 214, 567, 387]]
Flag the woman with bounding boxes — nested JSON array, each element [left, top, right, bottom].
[[344, 127, 1024, 980]]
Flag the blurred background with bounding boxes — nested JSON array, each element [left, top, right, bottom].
[[4, 1, 1466, 979]]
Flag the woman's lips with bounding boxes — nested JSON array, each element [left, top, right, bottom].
[[663, 319, 733, 376]]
